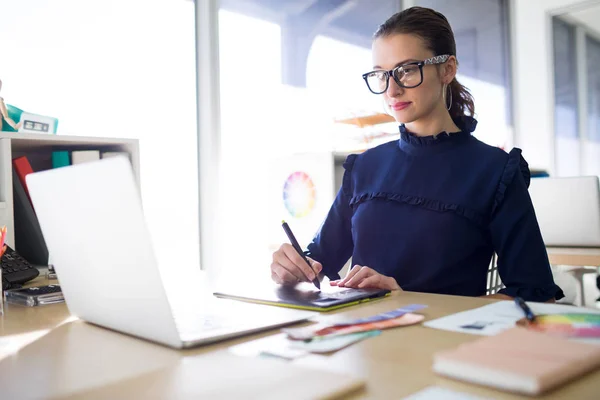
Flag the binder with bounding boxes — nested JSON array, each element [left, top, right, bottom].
[[12, 156, 35, 203], [12, 169, 49, 265]]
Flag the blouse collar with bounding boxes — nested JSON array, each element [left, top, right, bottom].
[[398, 116, 477, 155]]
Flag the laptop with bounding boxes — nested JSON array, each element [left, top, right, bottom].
[[529, 176, 600, 247], [26, 156, 316, 349]]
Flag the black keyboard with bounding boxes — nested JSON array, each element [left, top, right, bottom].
[[1, 245, 40, 285]]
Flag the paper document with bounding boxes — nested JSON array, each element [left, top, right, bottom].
[[424, 301, 600, 344], [289, 331, 381, 353], [229, 333, 308, 360]]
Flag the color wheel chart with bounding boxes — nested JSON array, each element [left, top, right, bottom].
[[283, 171, 317, 218], [522, 313, 600, 338]]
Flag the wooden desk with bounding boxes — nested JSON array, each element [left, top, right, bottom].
[[546, 247, 600, 267], [0, 273, 71, 337], [1, 289, 600, 399]]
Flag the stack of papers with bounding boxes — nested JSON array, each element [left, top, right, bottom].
[[282, 304, 426, 353]]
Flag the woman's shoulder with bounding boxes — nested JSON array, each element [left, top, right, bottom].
[[342, 140, 398, 171], [468, 136, 510, 163], [467, 137, 528, 179]]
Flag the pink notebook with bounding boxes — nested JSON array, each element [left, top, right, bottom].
[[433, 327, 600, 395]]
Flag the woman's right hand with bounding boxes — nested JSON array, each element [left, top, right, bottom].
[[271, 243, 323, 285]]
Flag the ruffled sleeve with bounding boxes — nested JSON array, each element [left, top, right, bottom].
[[490, 149, 564, 301], [491, 148, 530, 216], [305, 154, 356, 280], [342, 154, 357, 198]]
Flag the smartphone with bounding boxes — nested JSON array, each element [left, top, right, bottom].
[[5, 284, 63, 307]]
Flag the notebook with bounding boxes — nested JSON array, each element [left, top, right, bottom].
[[433, 327, 600, 395], [214, 282, 390, 312], [12, 168, 49, 265]]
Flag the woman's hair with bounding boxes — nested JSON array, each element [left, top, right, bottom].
[[374, 7, 475, 119]]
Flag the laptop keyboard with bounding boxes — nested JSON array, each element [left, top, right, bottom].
[[177, 316, 226, 336], [174, 308, 261, 338], [172, 300, 313, 341]]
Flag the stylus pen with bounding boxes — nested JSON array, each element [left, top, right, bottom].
[[514, 297, 536, 322], [281, 220, 321, 290]]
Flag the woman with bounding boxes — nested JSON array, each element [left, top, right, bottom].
[[270, 7, 563, 302]]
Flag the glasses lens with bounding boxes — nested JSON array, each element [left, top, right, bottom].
[[394, 64, 422, 88], [365, 71, 388, 93]]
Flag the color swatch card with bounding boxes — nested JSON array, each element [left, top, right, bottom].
[[516, 313, 600, 338], [318, 313, 425, 338], [282, 304, 426, 340], [284, 308, 426, 340], [332, 304, 427, 326]]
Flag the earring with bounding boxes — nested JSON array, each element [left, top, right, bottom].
[[445, 84, 453, 111]]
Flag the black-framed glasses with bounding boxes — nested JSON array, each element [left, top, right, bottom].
[[362, 54, 450, 94]]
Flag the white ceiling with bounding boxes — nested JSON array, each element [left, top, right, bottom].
[[567, 3, 600, 36]]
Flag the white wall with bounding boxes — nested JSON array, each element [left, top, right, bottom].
[[510, 0, 596, 173]]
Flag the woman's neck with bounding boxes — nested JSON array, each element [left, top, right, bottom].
[[403, 105, 460, 137]]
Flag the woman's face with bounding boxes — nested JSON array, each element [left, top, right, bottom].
[[371, 34, 448, 124]]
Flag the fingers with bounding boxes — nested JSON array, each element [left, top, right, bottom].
[[307, 257, 323, 275], [271, 270, 282, 284], [357, 275, 384, 289], [271, 262, 299, 285], [281, 244, 316, 281], [273, 251, 307, 282], [342, 266, 375, 288], [271, 244, 322, 285], [338, 265, 363, 286], [358, 275, 400, 290], [327, 264, 401, 290]]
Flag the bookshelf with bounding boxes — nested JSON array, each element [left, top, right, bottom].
[[0, 132, 140, 250]]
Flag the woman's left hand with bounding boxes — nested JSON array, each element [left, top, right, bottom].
[[330, 265, 401, 291]]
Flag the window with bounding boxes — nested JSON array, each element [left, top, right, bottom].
[[552, 18, 580, 177], [0, 0, 199, 287], [585, 35, 600, 175], [552, 16, 600, 177], [587, 36, 600, 143], [415, 0, 512, 149], [216, 0, 401, 279]]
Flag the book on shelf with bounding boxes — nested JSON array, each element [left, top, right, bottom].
[[101, 151, 130, 161], [12, 156, 35, 203], [71, 150, 100, 164], [52, 151, 71, 168]]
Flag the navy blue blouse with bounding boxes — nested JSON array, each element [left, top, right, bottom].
[[307, 116, 564, 302]]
